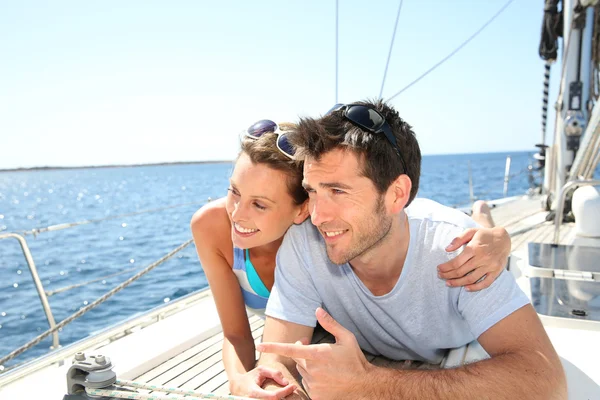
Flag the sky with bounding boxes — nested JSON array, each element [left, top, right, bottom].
[[0, 0, 560, 169]]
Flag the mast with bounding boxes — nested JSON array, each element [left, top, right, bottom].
[[542, 0, 596, 210]]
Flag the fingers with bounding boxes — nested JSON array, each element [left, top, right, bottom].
[[256, 366, 289, 386], [257, 342, 319, 360], [465, 271, 499, 292], [438, 248, 473, 277], [296, 337, 310, 346], [302, 378, 311, 398], [446, 266, 491, 289], [269, 384, 297, 399], [249, 384, 297, 400], [295, 358, 309, 378], [315, 307, 351, 343], [445, 228, 478, 252]]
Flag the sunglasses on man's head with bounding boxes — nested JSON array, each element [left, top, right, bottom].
[[245, 119, 295, 160], [326, 104, 407, 174]]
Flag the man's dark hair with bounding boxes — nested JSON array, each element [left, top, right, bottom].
[[291, 99, 421, 205]]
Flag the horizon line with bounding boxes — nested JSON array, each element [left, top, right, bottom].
[[0, 149, 536, 173]]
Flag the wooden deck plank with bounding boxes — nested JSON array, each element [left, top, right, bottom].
[[163, 325, 265, 390], [198, 369, 228, 393], [212, 383, 231, 396], [176, 325, 265, 391], [132, 319, 265, 397], [134, 315, 262, 382], [193, 324, 405, 395], [490, 197, 544, 228], [194, 325, 334, 394], [489, 196, 576, 251], [140, 317, 263, 385]]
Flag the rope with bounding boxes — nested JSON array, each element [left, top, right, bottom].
[[451, 190, 494, 209], [508, 166, 531, 179], [87, 378, 255, 400], [19, 200, 209, 237], [538, 0, 561, 62], [45, 264, 146, 297], [537, 0, 560, 144], [379, 0, 404, 98], [0, 239, 193, 367], [541, 61, 552, 145], [449, 164, 533, 209], [386, 0, 515, 102]]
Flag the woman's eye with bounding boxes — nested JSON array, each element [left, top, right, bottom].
[[254, 202, 267, 210], [228, 188, 240, 196]]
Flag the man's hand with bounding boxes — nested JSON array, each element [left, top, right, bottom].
[[229, 366, 296, 400], [438, 227, 510, 291], [257, 308, 370, 400]]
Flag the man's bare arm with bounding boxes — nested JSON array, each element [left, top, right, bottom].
[[362, 305, 566, 399], [259, 306, 566, 400], [257, 316, 314, 399]]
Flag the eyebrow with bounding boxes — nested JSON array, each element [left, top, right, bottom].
[[302, 181, 353, 191], [230, 181, 275, 203]]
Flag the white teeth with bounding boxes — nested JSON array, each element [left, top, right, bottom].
[[235, 223, 258, 233], [325, 231, 344, 237]]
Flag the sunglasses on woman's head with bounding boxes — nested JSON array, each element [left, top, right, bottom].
[[326, 104, 407, 174], [245, 119, 295, 160]]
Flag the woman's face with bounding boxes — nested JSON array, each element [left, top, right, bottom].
[[226, 152, 307, 249]]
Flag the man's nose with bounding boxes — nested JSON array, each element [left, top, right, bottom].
[[310, 196, 333, 227]]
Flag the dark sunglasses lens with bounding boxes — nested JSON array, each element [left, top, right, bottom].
[[277, 134, 295, 158], [247, 119, 277, 138], [325, 103, 345, 115], [345, 106, 384, 130]]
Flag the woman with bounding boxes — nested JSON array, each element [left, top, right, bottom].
[[190, 120, 511, 398]]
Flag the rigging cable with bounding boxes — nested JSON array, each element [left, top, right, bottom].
[[18, 200, 209, 237], [538, 0, 561, 147], [336, 0, 339, 103], [379, 0, 404, 98], [592, 2, 600, 100], [0, 239, 194, 366], [386, 0, 515, 102]]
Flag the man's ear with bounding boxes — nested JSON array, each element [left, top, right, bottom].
[[388, 174, 412, 214], [293, 200, 310, 224]]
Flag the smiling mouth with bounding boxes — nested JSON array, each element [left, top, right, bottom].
[[234, 223, 259, 235], [321, 229, 348, 240]]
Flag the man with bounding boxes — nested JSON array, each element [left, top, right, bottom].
[[255, 100, 566, 399]]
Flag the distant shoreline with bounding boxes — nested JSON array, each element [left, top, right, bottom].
[[0, 160, 234, 173], [0, 149, 535, 173]]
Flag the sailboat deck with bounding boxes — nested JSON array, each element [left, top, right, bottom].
[[131, 195, 569, 396], [133, 314, 435, 396], [489, 196, 575, 254], [133, 316, 266, 395]]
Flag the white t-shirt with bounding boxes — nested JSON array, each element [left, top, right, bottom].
[[265, 198, 529, 363]]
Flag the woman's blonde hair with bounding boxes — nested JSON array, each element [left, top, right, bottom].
[[239, 122, 307, 205]]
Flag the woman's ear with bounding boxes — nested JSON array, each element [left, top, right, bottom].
[[293, 200, 310, 224]]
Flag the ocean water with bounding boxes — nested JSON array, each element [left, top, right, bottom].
[[0, 151, 540, 367]]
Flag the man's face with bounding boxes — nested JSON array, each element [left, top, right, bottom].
[[302, 148, 394, 265]]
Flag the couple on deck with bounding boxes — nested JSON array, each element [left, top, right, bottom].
[[191, 100, 566, 399]]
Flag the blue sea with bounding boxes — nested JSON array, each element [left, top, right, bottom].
[[0, 151, 541, 367]]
